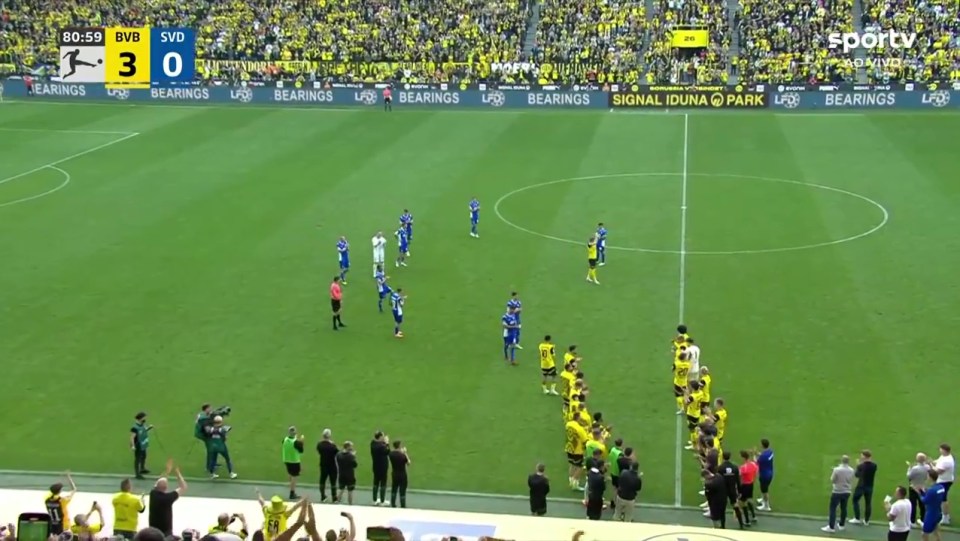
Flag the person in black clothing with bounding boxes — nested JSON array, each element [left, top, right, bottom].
[[336, 441, 359, 505], [148, 461, 187, 536], [389, 440, 411, 508], [370, 432, 391, 506], [851, 449, 878, 525], [585, 467, 606, 520], [527, 463, 550, 516], [586, 448, 604, 473], [718, 451, 745, 529], [703, 469, 728, 529], [617, 448, 635, 479], [615, 462, 642, 522], [316, 429, 339, 503]]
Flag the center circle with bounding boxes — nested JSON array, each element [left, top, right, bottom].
[[494, 173, 889, 255]]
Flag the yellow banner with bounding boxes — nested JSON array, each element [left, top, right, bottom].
[[671, 30, 709, 48], [105, 27, 151, 88]]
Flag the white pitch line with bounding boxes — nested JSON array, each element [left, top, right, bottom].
[[0, 127, 138, 135], [674, 113, 690, 508], [0, 132, 140, 187]]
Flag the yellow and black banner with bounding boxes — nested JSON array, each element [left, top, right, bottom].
[[609, 90, 768, 109], [671, 29, 709, 48]]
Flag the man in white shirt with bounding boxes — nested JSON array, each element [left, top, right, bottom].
[[934, 443, 955, 525], [371, 232, 387, 277], [884, 485, 912, 541], [686, 339, 701, 377]]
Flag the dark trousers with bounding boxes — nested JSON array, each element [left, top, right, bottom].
[[134, 449, 147, 475], [372, 469, 388, 502], [909, 488, 925, 523], [828, 492, 851, 528], [586, 498, 603, 520], [853, 485, 874, 522], [319, 466, 338, 500], [887, 531, 909, 541], [206, 447, 232, 474], [391, 475, 408, 508]]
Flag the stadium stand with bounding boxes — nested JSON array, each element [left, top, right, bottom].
[[859, 0, 959, 83], [645, 0, 731, 84], [736, 0, 857, 84], [531, 0, 647, 85]]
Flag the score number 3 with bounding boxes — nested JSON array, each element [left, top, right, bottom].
[[118, 52, 137, 76]]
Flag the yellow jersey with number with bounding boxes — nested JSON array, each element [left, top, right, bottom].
[[686, 390, 705, 417], [673, 359, 692, 387], [559, 369, 575, 397], [539, 342, 556, 369], [564, 420, 588, 455], [263, 506, 288, 541]]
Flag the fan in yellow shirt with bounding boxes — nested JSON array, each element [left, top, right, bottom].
[[70, 502, 104, 538], [112, 479, 145, 539], [45, 473, 77, 535], [538, 335, 559, 395], [257, 491, 306, 541]]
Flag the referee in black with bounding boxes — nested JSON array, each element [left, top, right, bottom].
[[370, 432, 390, 506], [718, 451, 745, 529]]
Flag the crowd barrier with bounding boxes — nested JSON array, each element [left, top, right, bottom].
[[0, 488, 836, 541], [2, 80, 958, 111]]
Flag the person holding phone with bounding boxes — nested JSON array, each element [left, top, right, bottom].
[[324, 512, 355, 541], [70, 502, 104, 539], [112, 479, 145, 540], [44, 472, 77, 536]]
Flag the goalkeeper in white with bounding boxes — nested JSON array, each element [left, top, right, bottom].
[[372, 232, 387, 276]]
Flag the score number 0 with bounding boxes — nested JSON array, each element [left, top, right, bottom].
[[117, 52, 181, 76]]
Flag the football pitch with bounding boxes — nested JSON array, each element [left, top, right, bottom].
[[1, 101, 958, 517]]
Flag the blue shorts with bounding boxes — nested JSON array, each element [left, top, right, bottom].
[[379, 289, 390, 299], [339, 259, 350, 269], [393, 313, 403, 324], [471, 216, 479, 224], [923, 515, 942, 534], [399, 245, 408, 253], [405, 227, 412, 238], [503, 335, 517, 346]]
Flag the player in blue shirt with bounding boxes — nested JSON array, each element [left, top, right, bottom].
[[390, 288, 406, 338], [395, 227, 408, 267], [922, 471, 946, 537], [502, 308, 519, 365], [399, 210, 413, 252], [596, 223, 607, 266], [469, 198, 481, 237], [375, 265, 392, 313], [507, 292, 523, 349], [336, 236, 350, 284], [757, 438, 775, 511]]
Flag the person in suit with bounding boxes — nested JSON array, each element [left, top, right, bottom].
[[527, 463, 550, 516], [585, 467, 606, 520]]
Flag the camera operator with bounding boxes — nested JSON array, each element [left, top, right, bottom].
[[195, 404, 213, 441], [317, 429, 339, 503], [337, 442, 359, 505], [371, 432, 391, 506], [209, 513, 249, 540], [205, 416, 237, 479]]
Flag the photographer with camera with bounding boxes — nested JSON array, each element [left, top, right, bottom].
[[209, 512, 249, 540], [205, 415, 238, 479]]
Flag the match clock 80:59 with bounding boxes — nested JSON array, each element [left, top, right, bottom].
[[59, 28, 106, 46]]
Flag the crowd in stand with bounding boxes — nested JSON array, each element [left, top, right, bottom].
[[2, 0, 958, 84], [736, 0, 856, 84], [859, 0, 959, 83]]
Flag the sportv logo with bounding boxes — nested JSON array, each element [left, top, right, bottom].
[[828, 31, 917, 53]]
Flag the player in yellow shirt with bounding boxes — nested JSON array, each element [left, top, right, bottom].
[[673, 350, 692, 413], [699, 366, 712, 404], [713, 397, 728, 444], [257, 490, 306, 541], [564, 419, 589, 489], [586, 235, 600, 284], [685, 381, 705, 447], [538, 335, 559, 395], [45, 473, 77, 535], [559, 361, 577, 400], [112, 479, 145, 539], [564, 345, 582, 366], [70, 502, 104, 538], [672, 324, 690, 353]]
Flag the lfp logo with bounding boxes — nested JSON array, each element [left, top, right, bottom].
[[828, 30, 917, 53]]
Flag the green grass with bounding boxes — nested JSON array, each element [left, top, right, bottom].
[[1, 103, 958, 516]]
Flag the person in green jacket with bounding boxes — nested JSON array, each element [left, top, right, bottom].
[[281, 426, 305, 500], [205, 416, 237, 479]]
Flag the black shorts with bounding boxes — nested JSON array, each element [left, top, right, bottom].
[[728, 490, 740, 506], [942, 481, 953, 500], [887, 531, 909, 541], [541, 366, 557, 377], [331, 299, 341, 312], [760, 477, 772, 493], [610, 474, 619, 488], [384, 96, 392, 103], [49, 525, 64, 536], [674, 384, 684, 397], [588, 258, 598, 268], [338, 479, 356, 490], [285, 462, 301, 477], [686, 415, 699, 431], [567, 452, 584, 467], [739, 483, 754, 501]]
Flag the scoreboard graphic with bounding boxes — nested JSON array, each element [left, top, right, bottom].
[[59, 26, 195, 87]]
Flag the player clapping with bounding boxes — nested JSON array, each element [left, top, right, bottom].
[[538, 335, 559, 395], [371, 232, 387, 277], [390, 289, 406, 338], [375, 266, 392, 313], [501, 307, 520, 365], [507, 292, 523, 348], [399, 210, 413, 251], [336, 237, 350, 285], [395, 226, 409, 267], [596, 223, 608, 266], [469, 198, 481, 237]]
